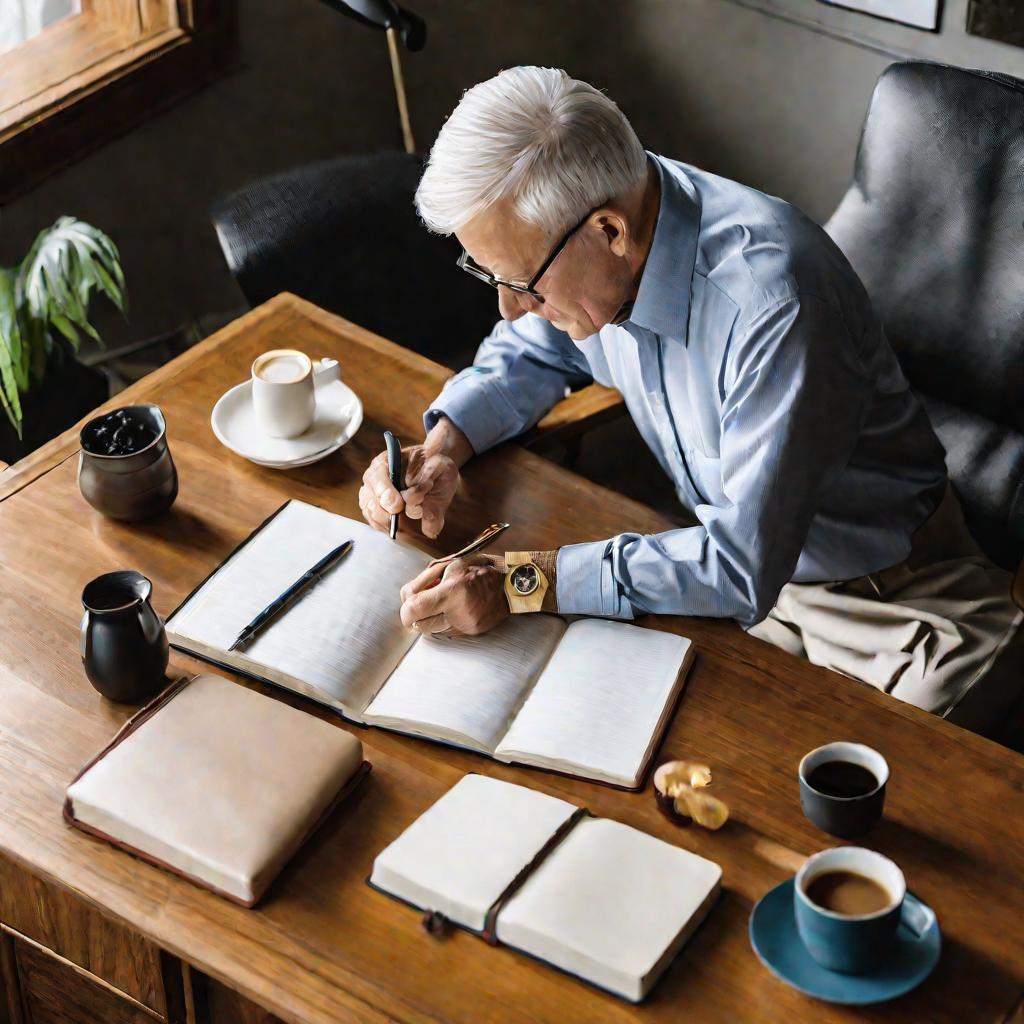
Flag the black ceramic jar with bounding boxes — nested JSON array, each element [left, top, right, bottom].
[[80, 570, 169, 703], [78, 404, 177, 521]]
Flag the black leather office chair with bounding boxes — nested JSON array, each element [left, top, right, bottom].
[[826, 61, 1024, 570], [210, 151, 496, 370]]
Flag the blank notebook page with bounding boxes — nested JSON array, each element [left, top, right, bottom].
[[496, 816, 722, 1001], [369, 774, 578, 932], [363, 614, 566, 751], [165, 501, 429, 715], [495, 619, 691, 785]]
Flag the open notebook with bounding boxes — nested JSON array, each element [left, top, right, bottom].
[[370, 774, 722, 1002], [166, 500, 693, 789]]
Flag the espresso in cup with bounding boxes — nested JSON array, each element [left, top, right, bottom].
[[251, 349, 316, 438], [799, 742, 888, 838]]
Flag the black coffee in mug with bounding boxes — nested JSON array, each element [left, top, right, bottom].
[[805, 760, 878, 799], [798, 742, 889, 838]]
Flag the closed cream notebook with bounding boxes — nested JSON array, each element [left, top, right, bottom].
[[64, 673, 368, 906], [370, 774, 721, 1002]]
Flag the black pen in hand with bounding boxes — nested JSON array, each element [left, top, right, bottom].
[[383, 430, 403, 541]]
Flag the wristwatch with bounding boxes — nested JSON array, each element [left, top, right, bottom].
[[504, 551, 553, 613]]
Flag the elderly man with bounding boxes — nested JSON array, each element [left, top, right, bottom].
[[359, 66, 1021, 731]]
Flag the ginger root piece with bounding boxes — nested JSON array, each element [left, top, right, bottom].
[[653, 760, 712, 797], [675, 788, 730, 830], [653, 758, 729, 830]]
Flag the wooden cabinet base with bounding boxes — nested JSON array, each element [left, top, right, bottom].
[[8, 930, 158, 1024], [0, 855, 169, 1015], [190, 971, 287, 1024]]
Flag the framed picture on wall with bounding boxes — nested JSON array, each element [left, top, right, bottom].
[[817, 0, 942, 30]]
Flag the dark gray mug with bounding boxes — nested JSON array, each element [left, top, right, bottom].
[[794, 846, 935, 974], [798, 742, 888, 838]]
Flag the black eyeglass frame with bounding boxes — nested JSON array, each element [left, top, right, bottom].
[[456, 205, 602, 302]]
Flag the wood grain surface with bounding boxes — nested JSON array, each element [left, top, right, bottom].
[[0, 293, 1021, 1024]]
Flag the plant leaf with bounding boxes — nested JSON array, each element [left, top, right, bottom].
[[0, 269, 24, 434], [0, 269, 25, 388], [50, 312, 80, 347], [18, 217, 127, 356]]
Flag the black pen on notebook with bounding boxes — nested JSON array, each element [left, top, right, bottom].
[[228, 540, 353, 651], [383, 430, 403, 540]]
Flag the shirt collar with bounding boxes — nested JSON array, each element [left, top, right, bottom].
[[627, 154, 701, 340]]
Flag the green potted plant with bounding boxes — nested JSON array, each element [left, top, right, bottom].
[[0, 216, 126, 464]]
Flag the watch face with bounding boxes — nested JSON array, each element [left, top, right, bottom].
[[510, 563, 540, 596]]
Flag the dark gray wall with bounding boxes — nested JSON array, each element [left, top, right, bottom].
[[2, 0, 1022, 353]]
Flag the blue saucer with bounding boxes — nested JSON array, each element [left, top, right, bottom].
[[749, 878, 941, 1005]]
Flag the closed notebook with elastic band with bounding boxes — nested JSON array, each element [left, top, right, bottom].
[[64, 672, 370, 906], [369, 774, 722, 1002]]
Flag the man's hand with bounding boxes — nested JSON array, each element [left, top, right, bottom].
[[358, 418, 474, 539], [399, 554, 508, 637]]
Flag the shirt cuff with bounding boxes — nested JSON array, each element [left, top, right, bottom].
[[423, 368, 523, 455], [555, 541, 634, 619]]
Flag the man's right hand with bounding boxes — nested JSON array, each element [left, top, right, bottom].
[[358, 417, 474, 540]]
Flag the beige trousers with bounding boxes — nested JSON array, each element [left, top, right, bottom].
[[748, 487, 1024, 733]]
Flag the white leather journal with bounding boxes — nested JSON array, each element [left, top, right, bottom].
[[64, 673, 369, 906], [369, 774, 722, 1002]]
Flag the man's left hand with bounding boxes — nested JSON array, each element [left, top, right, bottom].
[[399, 554, 508, 637]]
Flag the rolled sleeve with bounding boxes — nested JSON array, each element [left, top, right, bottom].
[[555, 541, 633, 619], [424, 367, 525, 455], [422, 314, 592, 454]]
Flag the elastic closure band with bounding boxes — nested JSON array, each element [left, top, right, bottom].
[[481, 807, 588, 945]]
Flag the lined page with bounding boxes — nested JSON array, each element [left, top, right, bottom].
[[370, 774, 579, 932], [363, 614, 566, 752], [494, 620, 691, 786], [165, 502, 429, 717], [496, 816, 721, 1001]]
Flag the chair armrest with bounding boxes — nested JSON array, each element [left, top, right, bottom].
[[1014, 561, 1024, 612], [0, 460, 8, 473], [521, 383, 625, 453]]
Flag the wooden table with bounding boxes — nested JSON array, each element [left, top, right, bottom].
[[0, 293, 1022, 1024]]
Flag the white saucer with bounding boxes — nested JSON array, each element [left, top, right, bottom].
[[211, 359, 364, 468]]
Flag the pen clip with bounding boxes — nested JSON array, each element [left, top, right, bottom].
[[427, 522, 511, 568]]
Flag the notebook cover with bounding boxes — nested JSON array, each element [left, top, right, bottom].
[[63, 674, 371, 907]]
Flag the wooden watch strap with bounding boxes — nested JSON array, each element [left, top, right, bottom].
[[528, 551, 559, 613]]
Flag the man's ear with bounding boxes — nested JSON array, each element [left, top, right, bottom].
[[595, 212, 629, 258]]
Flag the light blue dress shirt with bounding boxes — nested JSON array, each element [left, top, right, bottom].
[[424, 154, 947, 627]]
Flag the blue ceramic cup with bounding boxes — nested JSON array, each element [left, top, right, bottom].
[[798, 742, 889, 838], [794, 847, 935, 974]]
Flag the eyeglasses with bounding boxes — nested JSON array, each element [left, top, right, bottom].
[[456, 205, 600, 302]]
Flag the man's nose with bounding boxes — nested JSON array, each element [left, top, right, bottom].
[[498, 287, 542, 321]]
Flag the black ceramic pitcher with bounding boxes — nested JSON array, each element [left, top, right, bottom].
[[80, 571, 168, 703]]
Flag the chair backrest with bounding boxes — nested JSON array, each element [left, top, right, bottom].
[[210, 151, 498, 369], [826, 61, 1024, 567]]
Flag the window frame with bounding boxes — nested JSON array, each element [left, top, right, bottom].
[[0, 0, 238, 202]]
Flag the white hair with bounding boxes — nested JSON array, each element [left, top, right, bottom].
[[415, 67, 648, 237]]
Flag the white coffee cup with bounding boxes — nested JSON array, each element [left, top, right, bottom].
[[251, 349, 315, 438]]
